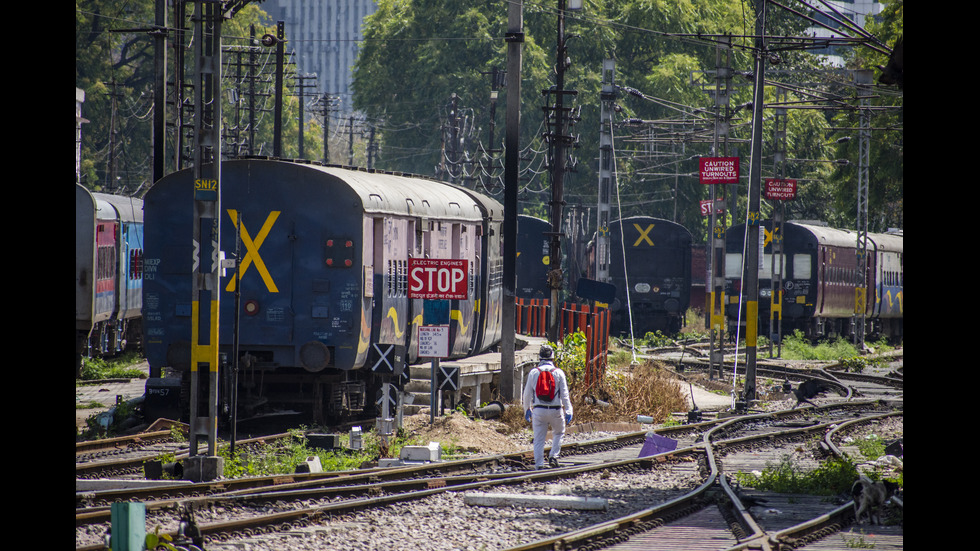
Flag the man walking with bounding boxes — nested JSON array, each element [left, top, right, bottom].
[[522, 344, 573, 469]]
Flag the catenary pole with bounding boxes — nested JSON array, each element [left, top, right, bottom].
[[500, 0, 523, 402]]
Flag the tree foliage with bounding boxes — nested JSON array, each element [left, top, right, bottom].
[[352, 0, 901, 238], [76, 0, 902, 236], [76, 1, 306, 193]]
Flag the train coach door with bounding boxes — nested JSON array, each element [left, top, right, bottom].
[[372, 217, 411, 349], [456, 222, 478, 354]]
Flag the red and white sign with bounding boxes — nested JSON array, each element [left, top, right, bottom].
[[764, 178, 797, 200], [408, 258, 469, 300], [699, 157, 740, 185], [699, 198, 725, 217]]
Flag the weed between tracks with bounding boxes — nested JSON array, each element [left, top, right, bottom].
[[733, 455, 860, 495]]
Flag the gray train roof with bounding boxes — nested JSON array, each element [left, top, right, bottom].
[[791, 222, 856, 248], [791, 222, 902, 253], [318, 166, 486, 223], [93, 192, 144, 224]]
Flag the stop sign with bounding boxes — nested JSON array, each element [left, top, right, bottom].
[[408, 258, 469, 299]]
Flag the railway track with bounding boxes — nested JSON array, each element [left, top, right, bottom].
[[76, 431, 295, 480], [76, 399, 902, 550]]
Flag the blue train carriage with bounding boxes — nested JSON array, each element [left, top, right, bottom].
[[75, 184, 144, 367], [606, 216, 693, 336], [516, 214, 551, 299], [142, 159, 500, 420], [868, 229, 903, 339]]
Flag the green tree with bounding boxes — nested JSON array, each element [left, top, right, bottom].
[[827, 0, 903, 231], [77, 1, 314, 192], [76, 0, 157, 192]]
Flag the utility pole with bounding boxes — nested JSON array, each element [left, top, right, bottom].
[[481, 66, 504, 188], [853, 69, 873, 349], [543, 0, 581, 343], [500, 0, 523, 402], [188, 0, 224, 482], [248, 26, 258, 156], [742, 0, 767, 403], [172, 1, 188, 172], [770, 85, 788, 358], [595, 59, 615, 286], [295, 73, 318, 159], [272, 21, 285, 157], [152, 0, 167, 184], [707, 38, 732, 381], [315, 94, 340, 164], [348, 115, 355, 165], [447, 93, 461, 184], [366, 123, 377, 170]]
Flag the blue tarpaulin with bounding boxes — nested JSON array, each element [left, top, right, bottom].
[[638, 432, 678, 457]]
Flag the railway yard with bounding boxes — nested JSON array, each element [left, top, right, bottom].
[[75, 344, 903, 551]]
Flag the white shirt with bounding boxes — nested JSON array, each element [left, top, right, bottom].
[[522, 360, 573, 415]]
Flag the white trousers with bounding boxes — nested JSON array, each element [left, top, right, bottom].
[[532, 407, 566, 469]]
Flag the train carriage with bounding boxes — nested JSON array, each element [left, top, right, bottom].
[[75, 184, 144, 367], [597, 216, 693, 337], [725, 221, 903, 341], [142, 159, 502, 420], [869, 230, 903, 338], [516, 214, 551, 300]]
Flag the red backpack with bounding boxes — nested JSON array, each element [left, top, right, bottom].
[[535, 366, 557, 402]]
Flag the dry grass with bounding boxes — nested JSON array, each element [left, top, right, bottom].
[[576, 359, 688, 423]]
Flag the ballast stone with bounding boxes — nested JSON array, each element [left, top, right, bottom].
[[463, 492, 608, 511]]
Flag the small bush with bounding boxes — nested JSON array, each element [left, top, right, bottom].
[[735, 455, 859, 495], [78, 352, 145, 380]]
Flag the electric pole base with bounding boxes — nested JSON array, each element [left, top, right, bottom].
[[183, 455, 224, 482]]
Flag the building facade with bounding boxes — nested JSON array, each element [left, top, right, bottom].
[[263, 0, 378, 111]]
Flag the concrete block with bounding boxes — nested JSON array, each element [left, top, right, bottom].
[[183, 455, 224, 482], [378, 458, 403, 468], [295, 456, 322, 474], [400, 441, 441, 462], [307, 433, 342, 451], [463, 492, 608, 511]]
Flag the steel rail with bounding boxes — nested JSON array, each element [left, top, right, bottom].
[[76, 402, 897, 550]]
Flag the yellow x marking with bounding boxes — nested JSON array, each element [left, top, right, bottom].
[[633, 223, 655, 246], [763, 226, 780, 248], [226, 209, 280, 293]]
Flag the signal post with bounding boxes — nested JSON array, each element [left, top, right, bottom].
[[187, 0, 225, 482]]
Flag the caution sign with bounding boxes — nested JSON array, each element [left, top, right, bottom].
[[699, 157, 740, 185], [764, 178, 797, 200]]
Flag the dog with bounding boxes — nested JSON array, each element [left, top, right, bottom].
[[792, 379, 834, 408], [851, 474, 899, 524]]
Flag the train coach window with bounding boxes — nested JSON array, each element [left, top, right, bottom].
[[130, 248, 144, 279], [759, 254, 786, 280], [725, 253, 742, 279], [792, 254, 811, 280]]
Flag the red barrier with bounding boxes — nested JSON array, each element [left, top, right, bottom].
[[515, 298, 549, 337], [558, 303, 610, 389]]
